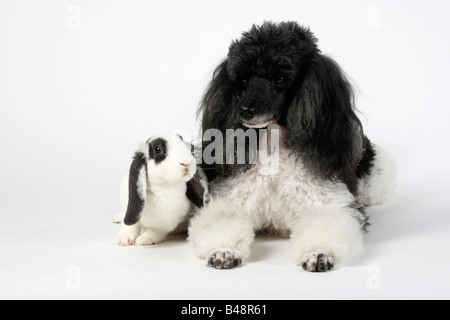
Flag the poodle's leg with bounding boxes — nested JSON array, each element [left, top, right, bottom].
[[188, 198, 255, 269], [290, 203, 367, 272]]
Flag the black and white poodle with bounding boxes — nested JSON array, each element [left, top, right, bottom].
[[188, 21, 397, 272]]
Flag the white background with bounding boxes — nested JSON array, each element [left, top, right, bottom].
[[0, 0, 449, 300]]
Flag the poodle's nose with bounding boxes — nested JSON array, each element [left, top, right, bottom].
[[180, 163, 189, 167], [240, 106, 256, 120]]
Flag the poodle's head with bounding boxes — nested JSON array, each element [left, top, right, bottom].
[[226, 22, 318, 128], [199, 21, 365, 189]]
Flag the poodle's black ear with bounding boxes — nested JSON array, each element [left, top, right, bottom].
[[123, 152, 147, 226], [199, 60, 238, 134], [286, 54, 363, 187], [198, 60, 237, 181]]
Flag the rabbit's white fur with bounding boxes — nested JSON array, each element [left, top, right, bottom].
[[117, 133, 197, 246]]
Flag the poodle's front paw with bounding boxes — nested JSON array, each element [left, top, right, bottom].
[[301, 252, 335, 272], [207, 250, 242, 269]]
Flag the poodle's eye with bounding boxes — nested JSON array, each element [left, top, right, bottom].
[[154, 145, 163, 155], [274, 77, 285, 85], [240, 78, 248, 86]]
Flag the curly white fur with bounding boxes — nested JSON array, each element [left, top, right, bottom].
[[357, 144, 398, 207]]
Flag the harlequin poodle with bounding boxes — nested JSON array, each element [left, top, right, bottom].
[[188, 21, 397, 272]]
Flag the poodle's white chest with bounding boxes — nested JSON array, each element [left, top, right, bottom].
[[212, 150, 322, 207], [210, 147, 350, 230]]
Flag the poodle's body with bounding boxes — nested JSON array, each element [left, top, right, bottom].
[[189, 124, 396, 271], [188, 22, 397, 271]]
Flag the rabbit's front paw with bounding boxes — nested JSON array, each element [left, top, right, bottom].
[[135, 229, 166, 246], [117, 228, 139, 246]]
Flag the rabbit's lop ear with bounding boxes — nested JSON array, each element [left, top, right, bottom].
[[124, 152, 147, 226], [186, 167, 210, 208], [186, 179, 206, 208]]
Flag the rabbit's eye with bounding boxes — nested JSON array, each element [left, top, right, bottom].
[[149, 138, 167, 164]]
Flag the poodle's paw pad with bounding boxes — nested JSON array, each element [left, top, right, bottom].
[[207, 250, 242, 269], [301, 252, 335, 272]]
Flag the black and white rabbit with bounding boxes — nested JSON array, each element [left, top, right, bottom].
[[116, 133, 209, 246]]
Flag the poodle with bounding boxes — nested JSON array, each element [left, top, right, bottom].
[[188, 21, 397, 272]]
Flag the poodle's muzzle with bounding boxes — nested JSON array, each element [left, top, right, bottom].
[[238, 77, 283, 128]]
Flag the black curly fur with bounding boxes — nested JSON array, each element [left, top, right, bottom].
[[198, 21, 375, 195]]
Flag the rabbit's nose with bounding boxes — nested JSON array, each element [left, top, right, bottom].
[[180, 163, 189, 167]]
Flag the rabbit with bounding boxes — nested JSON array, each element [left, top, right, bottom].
[[116, 133, 209, 246]]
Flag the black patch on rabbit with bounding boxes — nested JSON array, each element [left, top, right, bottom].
[[148, 138, 167, 165], [124, 152, 147, 226]]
